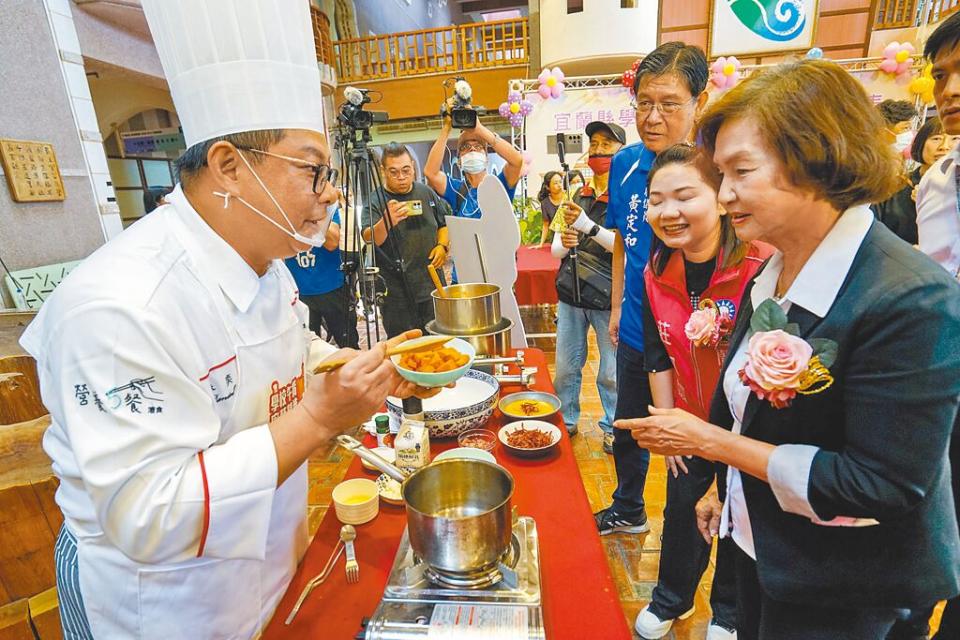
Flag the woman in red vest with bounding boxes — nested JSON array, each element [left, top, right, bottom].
[[633, 143, 772, 640]]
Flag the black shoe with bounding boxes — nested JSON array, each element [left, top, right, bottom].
[[594, 507, 650, 535]]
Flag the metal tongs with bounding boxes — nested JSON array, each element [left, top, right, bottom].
[[284, 539, 345, 625]]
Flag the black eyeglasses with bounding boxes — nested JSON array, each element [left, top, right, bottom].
[[237, 147, 338, 194]]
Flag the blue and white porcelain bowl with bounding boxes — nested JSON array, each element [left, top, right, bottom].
[[385, 369, 500, 439]]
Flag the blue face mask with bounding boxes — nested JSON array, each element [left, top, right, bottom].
[[460, 151, 487, 175]]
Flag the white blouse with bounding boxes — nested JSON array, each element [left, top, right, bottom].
[[718, 206, 879, 560]]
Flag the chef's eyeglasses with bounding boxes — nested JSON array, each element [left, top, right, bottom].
[[629, 97, 696, 116], [237, 147, 338, 194]]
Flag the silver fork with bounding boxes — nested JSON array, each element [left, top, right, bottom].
[[341, 524, 359, 583]]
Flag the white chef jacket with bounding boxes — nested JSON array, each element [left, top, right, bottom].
[[719, 206, 880, 559], [21, 184, 335, 638], [917, 147, 960, 278]]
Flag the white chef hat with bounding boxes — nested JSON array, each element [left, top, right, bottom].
[[141, 0, 324, 147]]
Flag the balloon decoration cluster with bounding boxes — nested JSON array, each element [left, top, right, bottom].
[[879, 41, 915, 78], [537, 67, 565, 99], [621, 58, 642, 94], [910, 63, 936, 104], [710, 56, 742, 91], [499, 85, 534, 129]]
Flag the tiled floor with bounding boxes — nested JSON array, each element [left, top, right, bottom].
[[307, 304, 943, 638]]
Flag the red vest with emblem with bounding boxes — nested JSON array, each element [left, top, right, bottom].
[[643, 242, 774, 419]]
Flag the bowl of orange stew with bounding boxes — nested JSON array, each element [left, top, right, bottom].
[[498, 420, 562, 458], [391, 337, 475, 388]]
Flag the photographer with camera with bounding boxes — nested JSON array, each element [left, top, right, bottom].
[[362, 143, 452, 337], [424, 79, 524, 218]]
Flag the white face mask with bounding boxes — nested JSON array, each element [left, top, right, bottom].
[[893, 130, 913, 154], [460, 151, 487, 174], [214, 151, 333, 248]]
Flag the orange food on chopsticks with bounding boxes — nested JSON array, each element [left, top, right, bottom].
[[398, 346, 470, 373], [506, 427, 554, 449]]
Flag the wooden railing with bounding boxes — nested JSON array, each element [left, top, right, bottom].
[[874, 0, 960, 29], [331, 18, 529, 84], [311, 7, 335, 69]]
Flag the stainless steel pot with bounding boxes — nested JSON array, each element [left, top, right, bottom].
[[337, 435, 514, 573], [425, 317, 513, 357], [432, 283, 501, 335]]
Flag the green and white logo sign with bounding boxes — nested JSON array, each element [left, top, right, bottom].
[[710, 0, 818, 57]]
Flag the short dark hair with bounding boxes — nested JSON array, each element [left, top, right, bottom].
[[877, 99, 916, 126], [633, 41, 708, 98], [911, 116, 945, 164], [175, 129, 285, 186], [925, 11, 960, 61], [379, 142, 414, 166], [646, 143, 747, 276]]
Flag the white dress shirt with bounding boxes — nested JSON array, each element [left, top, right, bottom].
[[917, 147, 960, 278], [719, 205, 880, 560]]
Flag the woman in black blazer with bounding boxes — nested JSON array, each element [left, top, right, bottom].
[[621, 60, 960, 639]]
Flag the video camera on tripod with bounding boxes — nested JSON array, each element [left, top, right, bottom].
[[440, 77, 483, 129], [339, 86, 389, 131]]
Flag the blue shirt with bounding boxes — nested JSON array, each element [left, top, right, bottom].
[[605, 142, 656, 352], [283, 211, 344, 296], [442, 171, 516, 218]]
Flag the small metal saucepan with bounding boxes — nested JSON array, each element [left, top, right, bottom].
[[336, 434, 514, 574]]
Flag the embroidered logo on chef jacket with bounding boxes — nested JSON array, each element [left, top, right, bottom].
[[268, 362, 305, 423], [200, 356, 239, 405]]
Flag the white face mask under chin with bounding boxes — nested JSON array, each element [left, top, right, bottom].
[[212, 151, 333, 248]]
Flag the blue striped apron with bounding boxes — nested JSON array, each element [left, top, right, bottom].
[[54, 526, 94, 639]]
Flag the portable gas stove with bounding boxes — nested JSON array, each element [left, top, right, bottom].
[[363, 516, 545, 639]]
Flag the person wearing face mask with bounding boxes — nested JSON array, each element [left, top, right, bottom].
[[19, 3, 438, 638], [878, 100, 918, 156], [872, 100, 920, 244], [551, 121, 622, 441], [424, 106, 524, 218]]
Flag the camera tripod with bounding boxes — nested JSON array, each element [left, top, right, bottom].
[[333, 122, 421, 347]]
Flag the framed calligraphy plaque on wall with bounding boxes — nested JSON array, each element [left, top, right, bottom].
[[0, 138, 66, 202]]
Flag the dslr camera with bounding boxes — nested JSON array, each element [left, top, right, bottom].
[[441, 77, 481, 129], [339, 86, 389, 131]]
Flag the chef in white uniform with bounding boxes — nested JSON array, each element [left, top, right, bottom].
[[20, 1, 430, 638]]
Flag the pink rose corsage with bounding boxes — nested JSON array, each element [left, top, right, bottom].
[[684, 298, 734, 349], [738, 299, 836, 409]]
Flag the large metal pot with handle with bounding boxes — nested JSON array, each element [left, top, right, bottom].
[[337, 435, 514, 573], [431, 283, 501, 335]]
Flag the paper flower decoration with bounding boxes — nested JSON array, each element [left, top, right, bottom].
[[537, 67, 565, 100], [805, 47, 823, 60], [710, 56, 742, 91], [622, 58, 642, 94], [498, 89, 534, 129], [879, 42, 915, 78], [910, 63, 936, 104]]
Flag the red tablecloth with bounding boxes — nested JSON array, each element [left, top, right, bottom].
[[515, 246, 560, 306], [263, 349, 630, 640]]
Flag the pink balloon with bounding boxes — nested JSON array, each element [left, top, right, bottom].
[[879, 59, 899, 74], [538, 84, 551, 99]]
